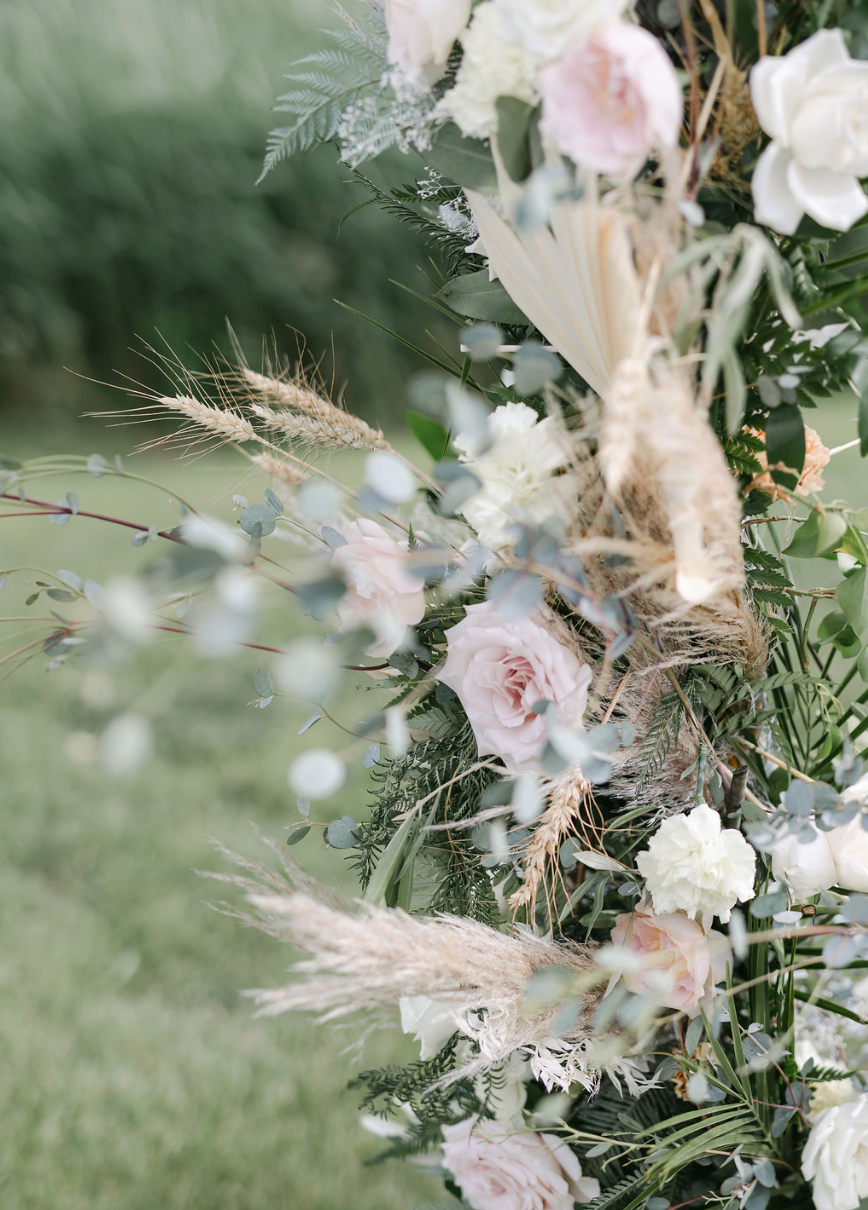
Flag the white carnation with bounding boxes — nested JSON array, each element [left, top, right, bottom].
[[456, 401, 577, 552], [437, 2, 538, 139], [495, 0, 630, 62], [636, 803, 756, 924], [802, 1094, 868, 1210]]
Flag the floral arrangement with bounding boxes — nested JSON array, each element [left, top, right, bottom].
[[7, 2, 868, 1209]]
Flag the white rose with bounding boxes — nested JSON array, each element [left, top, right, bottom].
[[750, 29, 868, 235], [441, 1118, 600, 1210], [811, 1078, 860, 1117], [825, 815, 868, 893], [399, 995, 459, 1059], [495, 0, 630, 62], [456, 402, 578, 553], [384, 0, 472, 88], [801, 1094, 868, 1210], [771, 821, 838, 900], [437, 2, 538, 139], [636, 803, 756, 924]]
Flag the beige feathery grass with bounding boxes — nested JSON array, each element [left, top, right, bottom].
[[157, 394, 257, 445], [206, 837, 608, 1094], [249, 450, 307, 488], [240, 368, 391, 452]]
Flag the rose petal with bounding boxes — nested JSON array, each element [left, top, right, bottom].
[[752, 143, 805, 234], [786, 161, 868, 232]]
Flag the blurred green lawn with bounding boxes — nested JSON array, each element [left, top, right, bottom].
[[0, 429, 435, 1210]]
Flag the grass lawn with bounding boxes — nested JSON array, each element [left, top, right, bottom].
[[0, 429, 436, 1210]]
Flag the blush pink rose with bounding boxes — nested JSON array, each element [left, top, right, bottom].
[[385, 0, 472, 87], [332, 519, 425, 658], [540, 20, 682, 179], [435, 602, 591, 773], [441, 1118, 600, 1210], [610, 906, 728, 1016]]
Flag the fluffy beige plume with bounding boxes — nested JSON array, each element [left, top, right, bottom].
[[207, 840, 608, 1093]]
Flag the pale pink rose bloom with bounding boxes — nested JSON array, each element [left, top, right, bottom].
[[332, 519, 425, 658], [610, 906, 728, 1016], [441, 1118, 600, 1210], [385, 0, 472, 87], [435, 602, 591, 773], [540, 20, 682, 179]]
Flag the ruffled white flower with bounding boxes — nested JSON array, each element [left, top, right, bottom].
[[456, 401, 577, 552], [636, 804, 756, 924], [495, 0, 630, 62], [802, 1093, 868, 1210], [750, 29, 868, 235], [437, 2, 537, 139]]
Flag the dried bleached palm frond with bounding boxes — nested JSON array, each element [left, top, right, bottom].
[[466, 187, 642, 398], [207, 842, 611, 1094]]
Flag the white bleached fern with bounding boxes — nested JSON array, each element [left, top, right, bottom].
[[259, 18, 387, 180]]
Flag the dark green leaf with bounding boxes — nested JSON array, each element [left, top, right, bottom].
[[437, 271, 527, 324], [407, 411, 451, 461], [765, 404, 805, 488]]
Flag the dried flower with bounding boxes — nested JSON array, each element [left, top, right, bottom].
[[747, 424, 831, 497]]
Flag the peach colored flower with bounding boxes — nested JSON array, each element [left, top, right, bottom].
[[332, 519, 425, 658], [441, 1118, 600, 1210], [435, 602, 591, 773], [540, 20, 682, 179], [610, 906, 728, 1015], [746, 424, 830, 498]]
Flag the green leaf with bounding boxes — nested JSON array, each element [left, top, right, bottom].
[[765, 404, 805, 488], [860, 386, 868, 457], [837, 567, 868, 636], [423, 122, 496, 189], [253, 669, 274, 698], [494, 97, 534, 182], [406, 411, 451, 461], [785, 509, 847, 558], [326, 816, 361, 849], [363, 813, 419, 906], [437, 270, 527, 324], [286, 825, 311, 846]]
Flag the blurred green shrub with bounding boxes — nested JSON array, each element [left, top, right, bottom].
[[0, 0, 442, 426]]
